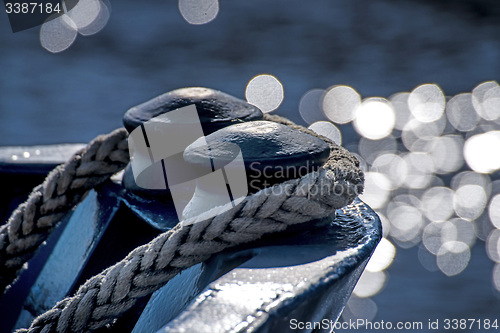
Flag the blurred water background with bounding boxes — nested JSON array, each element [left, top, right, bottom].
[[1, 1, 500, 332]]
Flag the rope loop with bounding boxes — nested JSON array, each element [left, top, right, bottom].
[[2, 116, 363, 332]]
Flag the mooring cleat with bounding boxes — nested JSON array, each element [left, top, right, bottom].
[[123, 87, 264, 135], [0, 87, 377, 333], [135, 198, 381, 333], [122, 87, 264, 198]]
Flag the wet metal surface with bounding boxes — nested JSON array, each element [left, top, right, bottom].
[[123, 87, 263, 134], [184, 120, 331, 191], [132, 264, 208, 333], [11, 186, 122, 331], [1, 144, 380, 333], [138, 198, 381, 333], [0, 144, 85, 174], [121, 189, 179, 231]]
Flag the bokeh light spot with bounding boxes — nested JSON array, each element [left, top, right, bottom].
[[472, 81, 500, 121], [353, 98, 395, 140], [424, 135, 464, 174], [353, 271, 387, 298], [446, 93, 480, 132], [366, 238, 396, 272], [371, 153, 408, 190], [245, 74, 284, 113], [489, 194, 500, 229], [178, 0, 219, 25], [299, 89, 326, 124], [359, 172, 392, 210], [408, 84, 445, 123], [464, 131, 500, 174], [74, 0, 111, 36], [410, 116, 446, 139], [453, 184, 487, 221], [481, 85, 500, 121], [343, 296, 378, 323], [423, 222, 445, 255], [322, 85, 360, 124], [451, 171, 491, 196], [40, 14, 78, 53], [402, 152, 435, 189], [401, 117, 446, 152], [67, 0, 100, 32], [387, 203, 424, 245], [437, 241, 471, 276], [389, 92, 412, 131], [493, 264, 500, 292], [448, 218, 476, 247], [308, 121, 342, 145], [420, 186, 454, 222], [358, 136, 397, 165], [486, 229, 500, 263]]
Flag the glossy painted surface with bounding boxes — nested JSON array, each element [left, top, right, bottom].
[[121, 186, 180, 231], [0, 144, 85, 174], [184, 120, 331, 191], [123, 87, 263, 134], [122, 88, 264, 198], [0, 144, 379, 333], [185, 121, 330, 170], [138, 198, 381, 333], [0, 183, 123, 333], [14, 189, 119, 329]]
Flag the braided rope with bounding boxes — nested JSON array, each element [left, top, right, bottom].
[[0, 129, 129, 295], [4, 116, 363, 332]]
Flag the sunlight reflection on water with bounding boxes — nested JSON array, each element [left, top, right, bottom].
[[265, 80, 500, 322]]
